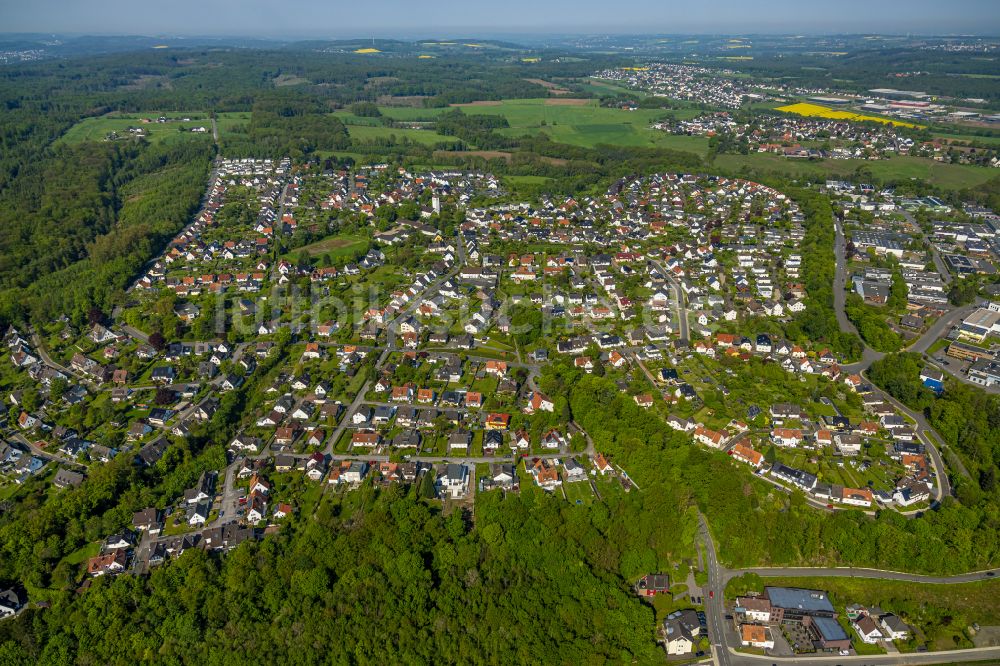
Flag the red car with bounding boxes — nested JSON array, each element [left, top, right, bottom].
[[709, 591, 714, 599]]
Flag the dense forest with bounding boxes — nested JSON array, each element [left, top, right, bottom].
[[0, 486, 664, 664], [0, 140, 212, 326]]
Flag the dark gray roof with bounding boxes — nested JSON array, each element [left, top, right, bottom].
[[765, 587, 835, 614], [812, 615, 848, 640]]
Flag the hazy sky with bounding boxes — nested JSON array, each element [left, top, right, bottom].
[[3, 0, 999, 37]]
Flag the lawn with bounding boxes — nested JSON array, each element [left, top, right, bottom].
[[563, 479, 595, 506], [712, 152, 997, 190], [62, 541, 101, 567], [284, 232, 369, 261]]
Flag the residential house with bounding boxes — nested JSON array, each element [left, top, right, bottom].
[[879, 614, 910, 641], [852, 615, 884, 644], [661, 609, 700, 655], [731, 443, 764, 468], [694, 425, 726, 448], [438, 463, 470, 499], [524, 391, 554, 414], [771, 428, 802, 448], [740, 624, 775, 650], [635, 574, 670, 597], [0, 588, 25, 618]]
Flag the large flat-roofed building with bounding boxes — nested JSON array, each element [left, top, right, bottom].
[[959, 309, 1000, 342], [947, 341, 993, 362], [943, 253, 977, 275], [804, 615, 852, 651], [852, 232, 904, 257], [764, 587, 835, 624]]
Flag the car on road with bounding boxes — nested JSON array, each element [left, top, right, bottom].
[[987, 571, 995, 577], [708, 591, 714, 599]]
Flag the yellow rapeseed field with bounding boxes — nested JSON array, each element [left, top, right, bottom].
[[776, 102, 921, 128], [354, 48, 381, 54]]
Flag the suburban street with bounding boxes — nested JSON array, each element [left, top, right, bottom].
[[833, 219, 885, 371], [831, 218, 962, 500], [652, 257, 690, 343]]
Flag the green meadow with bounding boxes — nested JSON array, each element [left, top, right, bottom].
[[340, 98, 709, 153], [343, 123, 462, 147], [58, 111, 249, 145]]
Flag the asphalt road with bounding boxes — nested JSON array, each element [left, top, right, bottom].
[[831, 218, 961, 497], [217, 460, 240, 526], [900, 210, 952, 285], [699, 514, 734, 666], [833, 219, 885, 372], [10, 432, 87, 469], [727, 647, 1000, 666], [907, 305, 974, 355], [652, 258, 689, 343], [724, 565, 1000, 585], [700, 513, 1000, 666]]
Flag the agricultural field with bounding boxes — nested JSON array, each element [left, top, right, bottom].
[[712, 152, 998, 190], [578, 77, 648, 97], [336, 99, 709, 152], [57, 111, 248, 145], [487, 98, 706, 150], [340, 122, 462, 147], [776, 102, 922, 128]]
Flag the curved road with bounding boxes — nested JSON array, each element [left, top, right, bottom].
[[833, 220, 884, 372], [699, 514, 1000, 666], [832, 218, 968, 496], [724, 565, 1000, 585]]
